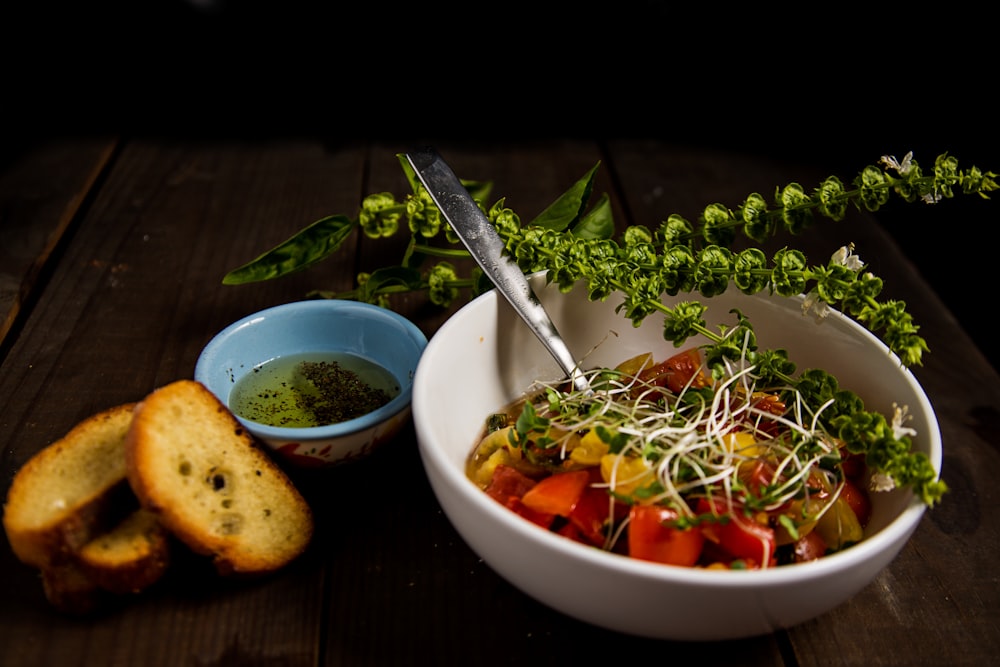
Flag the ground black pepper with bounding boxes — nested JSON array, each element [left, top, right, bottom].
[[298, 360, 393, 424]]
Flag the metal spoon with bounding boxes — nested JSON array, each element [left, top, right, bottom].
[[405, 147, 591, 394]]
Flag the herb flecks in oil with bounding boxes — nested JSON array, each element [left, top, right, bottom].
[[230, 352, 400, 428], [297, 359, 393, 425]]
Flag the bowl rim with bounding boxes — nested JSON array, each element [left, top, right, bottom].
[[195, 299, 428, 439], [413, 275, 941, 585]]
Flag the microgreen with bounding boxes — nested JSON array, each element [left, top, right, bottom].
[[513, 314, 946, 507]]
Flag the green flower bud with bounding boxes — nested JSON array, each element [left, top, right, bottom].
[[656, 214, 693, 246], [740, 192, 773, 242], [858, 165, 891, 211], [701, 203, 736, 246], [816, 176, 848, 221], [779, 183, 812, 233], [770, 248, 807, 297], [427, 262, 459, 307], [359, 192, 401, 238]]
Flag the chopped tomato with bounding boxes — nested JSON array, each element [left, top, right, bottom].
[[554, 521, 584, 542], [628, 505, 704, 566], [792, 529, 828, 563], [741, 459, 779, 500], [839, 448, 867, 481], [484, 464, 537, 504], [697, 498, 776, 567], [506, 497, 555, 529], [565, 470, 614, 546], [520, 469, 590, 517], [838, 478, 872, 527], [637, 348, 707, 394]]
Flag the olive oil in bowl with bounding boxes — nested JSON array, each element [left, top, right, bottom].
[[230, 352, 401, 428]]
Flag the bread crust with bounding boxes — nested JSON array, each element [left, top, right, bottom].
[[40, 560, 105, 615], [4, 380, 314, 612], [125, 380, 314, 575], [3, 404, 137, 568], [77, 508, 172, 594], [3, 403, 173, 611]]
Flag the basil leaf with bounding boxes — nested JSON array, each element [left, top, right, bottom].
[[531, 162, 600, 231], [463, 179, 493, 204], [571, 192, 614, 239], [222, 215, 356, 284], [357, 266, 424, 302]]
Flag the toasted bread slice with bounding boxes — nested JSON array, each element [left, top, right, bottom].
[[40, 560, 105, 615], [77, 507, 171, 594], [124, 380, 314, 575], [3, 403, 137, 568], [39, 506, 171, 613]]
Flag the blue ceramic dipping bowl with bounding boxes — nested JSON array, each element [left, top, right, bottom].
[[195, 299, 428, 467]]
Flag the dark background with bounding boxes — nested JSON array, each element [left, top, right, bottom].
[[4, 1, 997, 370]]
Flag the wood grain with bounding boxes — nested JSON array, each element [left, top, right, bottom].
[[1, 138, 997, 667]]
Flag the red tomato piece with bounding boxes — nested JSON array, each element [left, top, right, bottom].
[[506, 497, 555, 530], [838, 478, 872, 527], [628, 505, 705, 566], [839, 448, 867, 481], [554, 520, 586, 543], [637, 348, 707, 394], [696, 498, 776, 567], [743, 393, 786, 437], [520, 470, 590, 517], [742, 460, 779, 500], [567, 484, 612, 547], [793, 530, 828, 563], [484, 464, 537, 504]]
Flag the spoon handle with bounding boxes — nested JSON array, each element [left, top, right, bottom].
[[406, 147, 590, 394]]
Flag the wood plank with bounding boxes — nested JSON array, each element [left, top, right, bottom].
[[2, 137, 996, 666], [0, 139, 368, 667], [0, 138, 117, 348]]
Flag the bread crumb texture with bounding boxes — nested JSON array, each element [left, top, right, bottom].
[[125, 380, 314, 575]]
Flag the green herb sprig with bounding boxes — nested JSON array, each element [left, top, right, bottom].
[[223, 150, 996, 506], [224, 151, 996, 369]]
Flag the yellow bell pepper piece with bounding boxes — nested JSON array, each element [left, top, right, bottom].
[[600, 453, 656, 497], [569, 429, 610, 466], [469, 446, 515, 488], [814, 496, 864, 550], [723, 431, 763, 458], [615, 352, 654, 377]]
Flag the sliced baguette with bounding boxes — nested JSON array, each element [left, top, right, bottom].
[[40, 560, 104, 615], [77, 507, 171, 594], [3, 403, 137, 569], [124, 380, 314, 575]]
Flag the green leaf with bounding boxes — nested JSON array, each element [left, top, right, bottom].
[[222, 214, 357, 285], [531, 162, 601, 231], [357, 266, 424, 302], [571, 191, 614, 239], [464, 179, 494, 205]]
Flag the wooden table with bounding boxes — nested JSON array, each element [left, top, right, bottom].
[[2, 138, 998, 666]]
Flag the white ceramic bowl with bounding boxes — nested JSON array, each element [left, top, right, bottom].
[[412, 272, 941, 640], [195, 300, 427, 468]]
